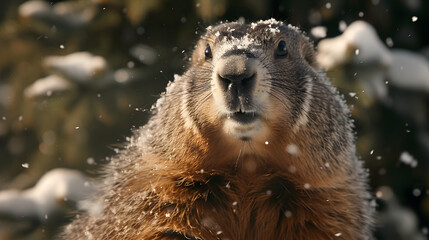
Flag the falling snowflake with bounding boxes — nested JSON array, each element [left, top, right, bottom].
[[286, 144, 299, 156], [399, 151, 418, 168]]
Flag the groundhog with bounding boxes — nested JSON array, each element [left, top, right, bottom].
[[60, 19, 373, 240]]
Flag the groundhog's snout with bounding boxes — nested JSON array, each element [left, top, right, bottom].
[[216, 52, 257, 115]]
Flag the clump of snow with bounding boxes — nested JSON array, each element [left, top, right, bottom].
[[247, 19, 285, 34], [286, 144, 299, 156], [287, 23, 302, 34], [213, 19, 292, 61], [265, 24, 280, 34], [86, 157, 96, 165], [216, 34, 261, 59], [338, 20, 347, 32], [256, 18, 284, 27], [386, 37, 394, 47], [317, 21, 393, 69], [317, 20, 429, 99], [18, 0, 96, 29], [114, 69, 131, 83], [24, 74, 72, 98], [0, 168, 95, 221], [355, 49, 360, 55], [18, 0, 50, 18], [113, 68, 144, 84], [44, 52, 108, 84], [412, 189, 421, 197], [399, 151, 418, 168], [310, 26, 327, 39], [349, 92, 357, 97]]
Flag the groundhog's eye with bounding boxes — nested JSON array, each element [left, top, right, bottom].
[[276, 40, 288, 57], [205, 44, 213, 59]]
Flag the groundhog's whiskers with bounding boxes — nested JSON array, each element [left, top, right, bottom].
[[234, 148, 243, 168]]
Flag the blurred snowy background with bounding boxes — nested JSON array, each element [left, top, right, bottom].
[[0, 0, 428, 239]]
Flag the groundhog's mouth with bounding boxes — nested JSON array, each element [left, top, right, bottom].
[[228, 111, 259, 124]]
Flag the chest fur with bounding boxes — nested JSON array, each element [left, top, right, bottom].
[[163, 174, 359, 240]]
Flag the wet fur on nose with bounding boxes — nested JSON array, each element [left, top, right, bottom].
[[216, 53, 256, 111]]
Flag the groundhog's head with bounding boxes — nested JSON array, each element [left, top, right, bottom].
[[185, 19, 319, 144]]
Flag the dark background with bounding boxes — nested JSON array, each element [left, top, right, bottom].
[[0, 0, 428, 239]]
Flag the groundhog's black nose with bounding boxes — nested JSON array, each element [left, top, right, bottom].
[[217, 72, 256, 92], [216, 53, 256, 111], [217, 71, 256, 112], [215, 49, 259, 112]]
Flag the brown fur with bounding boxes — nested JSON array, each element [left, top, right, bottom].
[[60, 19, 373, 240]]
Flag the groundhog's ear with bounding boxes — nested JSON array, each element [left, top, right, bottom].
[[299, 37, 319, 68]]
